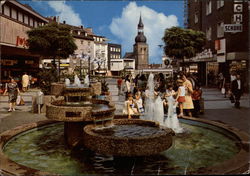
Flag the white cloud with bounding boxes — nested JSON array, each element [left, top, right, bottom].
[[48, 1, 82, 26], [109, 2, 179, 64]]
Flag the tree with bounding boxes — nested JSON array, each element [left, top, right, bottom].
[[27, 22, 77, 73], [162, 27, 206, 70]]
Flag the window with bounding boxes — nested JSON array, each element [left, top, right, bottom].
[[18, 11, 23, 22], [11, 8, 17, 19], [24, 15, 28, 25], [206, 0, 212, 15], [217, 0, 224, 9], [34, 20, 38, 27], [217, 22, 224, 38], [206, 27, 212, 41], [29, 17, 34, 27], [4, 5, 10, 16], [195, 12, 199, 24]]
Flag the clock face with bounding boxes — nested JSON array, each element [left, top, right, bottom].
[[164, 59, 170, 66]]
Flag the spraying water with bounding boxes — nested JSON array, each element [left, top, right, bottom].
[[164, 96, 184, 133], [65, 78, 70, 87], [84, 75, 90, 87], [74, 75, 82, 87]]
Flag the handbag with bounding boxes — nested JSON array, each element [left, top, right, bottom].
[[221, 88, 225, 94], [221, 78, 225, 94]]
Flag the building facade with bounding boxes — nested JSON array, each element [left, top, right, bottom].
[[187, 0, 249, 87], [0, 0, 48, 83], [107, 43, 121, 70]]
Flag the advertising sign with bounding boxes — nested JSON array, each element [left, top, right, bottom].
[[224, 24, 242, 32]]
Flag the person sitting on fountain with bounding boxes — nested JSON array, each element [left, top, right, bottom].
[[176, 79, 186, 118], [122, 93, 139, 119], [134, 91, 144, 114]]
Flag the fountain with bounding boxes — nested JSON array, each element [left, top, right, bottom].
[[0, 74, 249, 175]]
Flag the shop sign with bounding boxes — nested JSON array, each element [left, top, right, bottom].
[[224, 24, 242, 32], [217, 55, 226, 63], [1, 59, 18, 66], [25, 60, 34, 64], [16, 36, 29, 48]]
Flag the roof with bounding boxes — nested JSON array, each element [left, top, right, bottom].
[[6, 0, 48, 22], [123, 52, 134, 59]]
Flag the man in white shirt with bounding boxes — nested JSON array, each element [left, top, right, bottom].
[[231, 74, 243, 108]]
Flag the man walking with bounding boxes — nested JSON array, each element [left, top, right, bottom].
[[231, 74, 243, 108]]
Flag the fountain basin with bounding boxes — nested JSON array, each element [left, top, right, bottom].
[[0, 117, 249, 175], [46, 99, 115, 122], [83, 119, 174, 156]]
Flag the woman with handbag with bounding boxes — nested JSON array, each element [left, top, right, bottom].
[[3, 77, 20, 112], [181, 74, 194, 117]]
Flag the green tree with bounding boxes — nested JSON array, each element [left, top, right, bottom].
[[27, 22, 77, 70], [162, 27, 206, 69]]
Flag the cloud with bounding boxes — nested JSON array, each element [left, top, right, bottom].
[[48, 1, 82, 26], [109, 2, 179, 64]]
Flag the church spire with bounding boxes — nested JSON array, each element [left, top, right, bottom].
[[138, 13, 144, 29], [135, 14, 147, 43]]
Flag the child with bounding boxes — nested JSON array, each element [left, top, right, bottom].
[[176, 79, 186, 117], [122, 93, 138, 119], [134, 91, 144, 114], [163, 85, 176, 110], [192, 85, 202, 117]]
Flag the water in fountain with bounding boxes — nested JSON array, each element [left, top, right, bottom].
[[84, 75, 89, 87], [65, 78, 70, 87], [154, 96, 164, 125], [74, 74, 82, 87], [164, 96, 184, 133], [143, 73, 156, 121]]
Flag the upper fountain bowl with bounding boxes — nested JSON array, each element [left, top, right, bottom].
[[83, 119, 175, 156]]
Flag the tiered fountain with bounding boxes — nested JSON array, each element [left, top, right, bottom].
[[47, 75, 174, 155]]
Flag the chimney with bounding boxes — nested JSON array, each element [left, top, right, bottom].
[[63, 21, 66, 24]]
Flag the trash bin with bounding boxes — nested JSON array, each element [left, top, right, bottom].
[[37, 91, 44, 114]]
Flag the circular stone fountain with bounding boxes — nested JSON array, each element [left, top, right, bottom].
[[83, 119, 174, 156], [0, 117, 249, 175]]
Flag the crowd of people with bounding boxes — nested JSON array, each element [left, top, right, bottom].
[[119, 72, 203, 118]]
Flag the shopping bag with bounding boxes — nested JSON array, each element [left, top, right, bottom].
[[229, 95, 235, 103], [16, 95, 21, 105], [221, 88, 225, 94]]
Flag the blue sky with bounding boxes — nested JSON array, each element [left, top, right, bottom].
[[20, 0, 184, 64]]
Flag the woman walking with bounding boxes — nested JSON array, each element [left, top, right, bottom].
[[4, 77, 20, 112]]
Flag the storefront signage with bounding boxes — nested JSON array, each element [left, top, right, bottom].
[[217, 55, 226, 63], [224, 24, 242, 32], [16, 36, 29, 48]]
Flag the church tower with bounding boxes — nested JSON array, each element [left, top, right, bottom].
[[133, 15, 149, 69]]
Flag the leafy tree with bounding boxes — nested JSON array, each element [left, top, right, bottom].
[[162, 27, 206, 68], [27, 22, 77, 67]]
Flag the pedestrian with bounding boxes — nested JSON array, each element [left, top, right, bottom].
[[181, 74, 194, 117], [117, 77, 123, 96], [164, 85, 176, 114], [192, 85, 202, 117], [176, 79, 186, 117], [22, 72, 29, 92], [231, 74, 243, 108], [122, 93, 138, 119], [218, 72, 224, 90], [3, 77, 20, 112], [124, 75, 131, 99]]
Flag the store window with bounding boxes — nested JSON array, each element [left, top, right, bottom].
[[206, 0, 212, 15], [206, 26, 212, 41], [4, 5, 10, 16], [217, 22, 224, 38], [217, 0, 224, 9], [11, 8, 17, 19]]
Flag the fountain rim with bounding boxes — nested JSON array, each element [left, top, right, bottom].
[[84, 119, 174, 140], [0, 117, 249, 175]]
